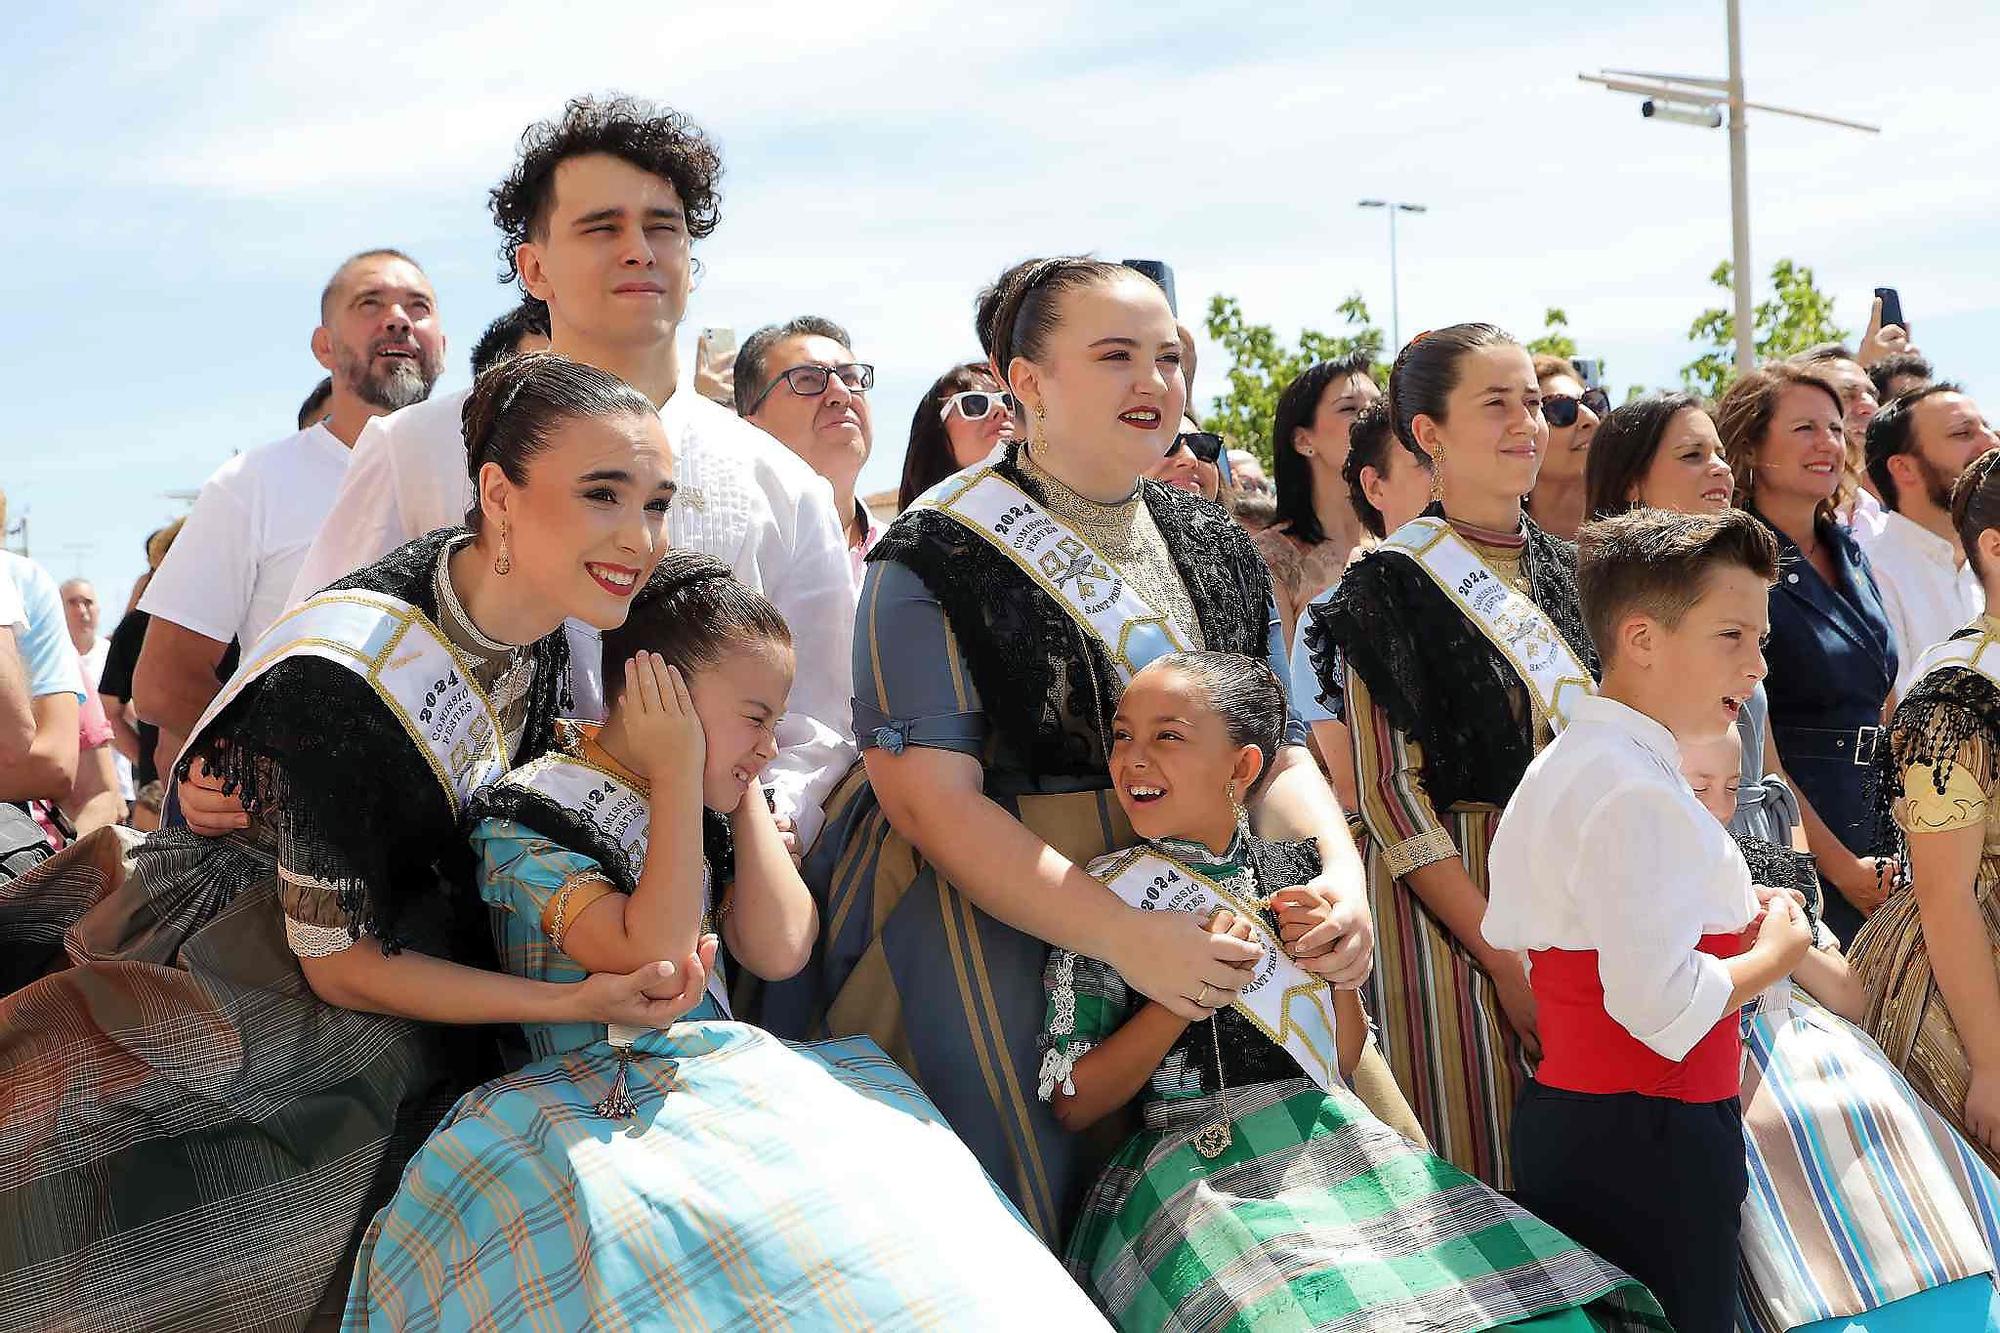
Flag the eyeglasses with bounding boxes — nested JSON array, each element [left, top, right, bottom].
[[939, 389, 1016, 424], [1544, 388, 1611, 428], [1174, 430, 1226, 465], [745, 361, 875, 412]]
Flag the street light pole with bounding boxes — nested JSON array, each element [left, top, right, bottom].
[[1582, 2, 1878, 374], [1726, 0, 1753, 369], [1358, 199, 1428, 352]]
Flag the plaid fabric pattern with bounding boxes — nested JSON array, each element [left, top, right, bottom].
[[1065, 1078, 1667, 1332], [1739, 988, 2000, 1331], [344, 1020, 1108, 1331], [0, 829, 457, 1332]]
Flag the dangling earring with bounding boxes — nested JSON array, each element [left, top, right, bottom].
[[1030, 404, 1048, 460], [1226, 780, 1250, 842], [1428, 447, 1446, 504], [493, 522, 513, 576]]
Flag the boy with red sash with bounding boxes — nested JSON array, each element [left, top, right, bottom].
[[1485, 508, 1813, 1333]]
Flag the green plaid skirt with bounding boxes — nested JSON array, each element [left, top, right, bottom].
[[1066, 1077, 1669, 1332]]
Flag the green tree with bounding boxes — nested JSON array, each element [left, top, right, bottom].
[[1199, 293, 1385, 467], [1525, 307, 1578, 361], [1682, 259, 1848, 398]]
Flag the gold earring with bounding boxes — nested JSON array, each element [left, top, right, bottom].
[[1429, 448, 1446, 503], [493, 523, 512, 576], [1030, 404, 1048, 457], [1227, 780, 1249, 834]]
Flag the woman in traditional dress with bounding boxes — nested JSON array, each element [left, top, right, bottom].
[[1719, 363, 1898, 943], [1671, 730, 2000, 1332], [1852, 448, 2000, 1176], [1252, 351, 1382, 642], [1042, 652, 1665, 1332], [766, 257, 1408, 1244], [348, 553, 1104, 1330], [1584, 392, 1804, 846], [0, 355, 710, 1331], [1302, 323, 1598, 1190]]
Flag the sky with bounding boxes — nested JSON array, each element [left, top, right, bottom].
[[4, 0, 1996, 618]]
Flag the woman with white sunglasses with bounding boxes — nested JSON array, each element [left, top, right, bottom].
[[896, 362, 1018, 511]]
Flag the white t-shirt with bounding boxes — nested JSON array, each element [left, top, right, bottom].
[[289, 385, 858, 845], [1858, 510, 1985, 695], [142, 423, 351, 652]]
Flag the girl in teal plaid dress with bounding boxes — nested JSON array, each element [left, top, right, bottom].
[[1040, 653, 1667, 1331], [346, 554, 1104, 1331]]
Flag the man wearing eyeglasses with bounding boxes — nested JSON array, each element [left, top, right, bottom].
[[736, 317, 882, 589]]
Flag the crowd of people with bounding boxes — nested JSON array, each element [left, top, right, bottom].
[[2, 90, 1999, 1333]]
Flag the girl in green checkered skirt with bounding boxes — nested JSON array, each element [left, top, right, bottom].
[[1038, 652, 1668, 1331]]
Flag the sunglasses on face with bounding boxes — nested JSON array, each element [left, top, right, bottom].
[[746, 361, 875, 412], [939, 389, 1016, 424], [1174, 430, 1226, 465], [1544, 388, 1611, 428]]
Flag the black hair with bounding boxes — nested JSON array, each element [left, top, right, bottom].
[[1583, 391, 1710, 519], [470, 298, 553, 380], [600, 550, 792, 710], [733, 316, 854, 415], [1138, 650, 1287, 794], [974, 259, 1041, 366], [1385, 323, 1519, 460], [489, 94, 722, 290], [1867, 381, 1966, 513], [984, 256, 1140, 381], [1272, 353, 1376, 545], [1340, 397, 1421, 539], [458, 352, 655, 531], [1952, 448, 2000, 581], [1869, 351, 1935, 401], [1576, 507, 1780, 665], [899, 361, 1003, 511], [319, 248, 423, 321], [1797, 342, 1859, 366], [297, 376, 333, 430]]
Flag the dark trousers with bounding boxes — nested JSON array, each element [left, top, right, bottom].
[[1512, 1080, 1747, 1333]]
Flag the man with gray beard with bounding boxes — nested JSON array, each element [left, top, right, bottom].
[[134, 249, 446, 764]]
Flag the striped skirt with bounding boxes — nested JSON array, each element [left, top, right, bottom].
[[344, 1020, 1108, 1331], [0, 829, 463, 1332], [1739, 986, 2000, 1331], [1065, 1077, 1668, 1332], [1360, 804, 1530, 1190]]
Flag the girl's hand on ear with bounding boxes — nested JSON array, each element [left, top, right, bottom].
[[622, 653, 705, 783]]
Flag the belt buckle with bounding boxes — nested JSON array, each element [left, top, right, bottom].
[[1854, 725, 1882, 766]]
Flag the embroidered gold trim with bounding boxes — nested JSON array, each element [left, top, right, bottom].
[[544, 871, 617, 950], [1384, 826, 1460, 878]]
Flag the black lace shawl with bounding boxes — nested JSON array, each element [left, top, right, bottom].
[[469, 777, 737, 899], [1732, 831, 1825, 937], [1168, 836, 1326, 1092], [870, 442, 1273, 783], [1864, 647, 2000, 863], [1303, 505, 1597, 812], [180, 529, 570, 955]]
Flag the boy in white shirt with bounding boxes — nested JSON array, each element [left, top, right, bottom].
[[1484, 508, 1812, 1333]]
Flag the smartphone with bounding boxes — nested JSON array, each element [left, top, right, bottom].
[[1873, 288, 1906, 333], [1121, 260, 1177, 317], [699, 326, 736, 363], [1571, 357, 1604, 389]]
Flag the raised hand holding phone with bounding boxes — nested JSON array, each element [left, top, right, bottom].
[[1859, 289, 1916, 368], [622, 653, 705, 783]]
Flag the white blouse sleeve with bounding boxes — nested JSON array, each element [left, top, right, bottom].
[[1574, 785, 1739, 1062]]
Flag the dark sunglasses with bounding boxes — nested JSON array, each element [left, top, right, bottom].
[[1544, 388, 1611, 428], [1174, 430, 1226, 465], [745, 361, 875, 412]]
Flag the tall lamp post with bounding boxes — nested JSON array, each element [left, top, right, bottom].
[[1582, 0, 1877, 371], [1357, 199, 1427, 353]]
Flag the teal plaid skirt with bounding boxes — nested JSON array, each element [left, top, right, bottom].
[[345, 1017, 1107, 1331], [1066, 1078, 1668, 1333]]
